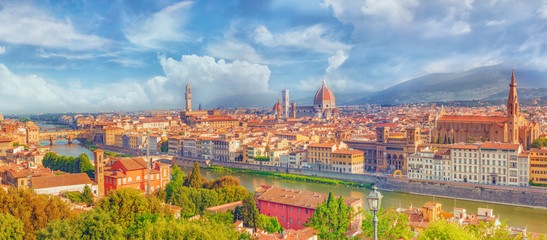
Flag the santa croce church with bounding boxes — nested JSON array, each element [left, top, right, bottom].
[[431, 71, 540, 149]]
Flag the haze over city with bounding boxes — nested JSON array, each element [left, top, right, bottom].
[[2, 0, 547, 113]]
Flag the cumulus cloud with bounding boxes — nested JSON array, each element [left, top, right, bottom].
[[0, 3, 109, 51], [153, 54, 271, 105], [206, 41, 263, 63], [123, 1, 193, 49], [252, 24, 352, 54], [326, 50, 348, 73]]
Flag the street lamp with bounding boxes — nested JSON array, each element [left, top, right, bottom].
[[367, 186, 383, 240]]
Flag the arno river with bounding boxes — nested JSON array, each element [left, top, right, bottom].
[[39, 124, 546, 234]]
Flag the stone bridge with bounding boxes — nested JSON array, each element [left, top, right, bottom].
[[38, 128, 90, 145]]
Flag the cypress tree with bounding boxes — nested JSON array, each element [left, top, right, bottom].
[[187, 162, 202, 189]]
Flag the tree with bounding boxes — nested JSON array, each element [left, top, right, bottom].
[[96, 188, 171, 229], [362, 209, 413, 240], [0, 187, 73, 239], [259, 215, 284, 233], [77, 154, 95, 179], [466, 220, 520, 240], [0, 213, 25, 240], [417, 220, 477, 240], [187, 162, 203, 189], [530, 137, 547, 149], [234, 193, 260, 231], [307, 192, 354, 240], [82, 185, 94, 206]]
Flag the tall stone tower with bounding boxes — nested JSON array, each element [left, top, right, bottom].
[[94, 149, 105, 197], [507, 70, 519, 144], [282, 89, 289, 118], [185, 83, 192, 112]]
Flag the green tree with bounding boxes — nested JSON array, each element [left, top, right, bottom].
[[82, 185, 94, 206], [259, 214, 284, 233], [37, 219, 80, 240], [234, 193, 260, 231], [362, 208, 413, 240], [466, 220, 520, 240], [307, 192, 353, 240], [187, 162, 203, 189], [417, 220, 477, 240], [76, 210, 125, 240], [96, 188, 171, 229], [530, 137, 547, 148], [0, 213, 25, 240], [77, 154, 95, 179]]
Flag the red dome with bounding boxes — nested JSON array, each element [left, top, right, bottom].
[[314, 80, 335, 105], [273, 99, 282, 111]]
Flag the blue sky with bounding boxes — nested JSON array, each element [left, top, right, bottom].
[[1, 0, 547, 113]]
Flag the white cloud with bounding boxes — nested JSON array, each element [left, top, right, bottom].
[[206, 41, 263, 63], [0, 46, 4, 54], [154, 55, 271, 104], [539, 0, 547, 18], [252, 25, 352, 54], [326, 50, 348, 73], [0, 3, 109, 51], [361, 0, 419, 24], [485, 20, 506, 26], [123, 1, 193, 49]]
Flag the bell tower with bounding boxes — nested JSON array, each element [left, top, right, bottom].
[[185, 83, 192, 112], [507, 70, 519, 144], [94, 149, 105, 197]]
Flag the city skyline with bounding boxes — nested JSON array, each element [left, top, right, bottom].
[[2, 0, 547, 113]]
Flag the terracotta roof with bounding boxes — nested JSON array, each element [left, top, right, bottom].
[[308, 142, 336, 148], [31, 173, 94, 189], [116, 158, 148, 171], [313, 80, 335, 104], [438, 115, 507, 123], [451, 144, 480, 150], [256, 186, 361, 209], [480, 142, 520, 150]]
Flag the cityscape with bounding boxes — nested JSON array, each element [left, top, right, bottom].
[[1, 1, 547, 239]]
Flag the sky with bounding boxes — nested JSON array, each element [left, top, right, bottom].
[[1, 0, 547, 113]]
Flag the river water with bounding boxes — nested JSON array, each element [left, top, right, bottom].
[[37, 123, 546, 233]]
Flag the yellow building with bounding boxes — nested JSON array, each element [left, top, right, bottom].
[[103, 127, 123, 146], [0, 136, 14, 157], [26, 122, 39, 145], [307, 143, 337, 171], [530, 148, 547, 186], [332, 149, 364, 173]]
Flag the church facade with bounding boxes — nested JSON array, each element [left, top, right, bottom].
[[431, 71, 540, 149]]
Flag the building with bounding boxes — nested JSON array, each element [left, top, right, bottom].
[[95, 149, 171, 195], [255, 185, 362, 231], [407, 149, 451, 181], [26, 122, 39, 145], [168, 136, 184, 157], [31, 173, 98, 196], [0, 164, 54, 189], [450, 142, 527, 186], [530, 148, 547, 185], [331, 149, 364, 174], [345, 127, 427, 173], [431, 71, 540, 149], [273, 79, 339, 120], [185, 83, 192, 112]]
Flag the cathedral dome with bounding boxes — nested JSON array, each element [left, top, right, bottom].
[[273, 100, 282, 112], [314, 79, 335, 105]]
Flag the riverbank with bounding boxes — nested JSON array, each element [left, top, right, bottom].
[[82, 141, 133, 158], [205, 165, 372, 189]]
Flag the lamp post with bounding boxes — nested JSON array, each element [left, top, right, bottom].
[[367, 186, 383, 240]]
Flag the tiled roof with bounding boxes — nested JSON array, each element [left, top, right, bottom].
[[438, 115, 507, 123], [117, 158, 148, 171], [256, 186, 361, 209], [480, 142, 520, 150], [31, 173, 94, 189]]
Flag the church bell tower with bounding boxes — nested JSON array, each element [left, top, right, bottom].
[[507, 70, 519, 144]]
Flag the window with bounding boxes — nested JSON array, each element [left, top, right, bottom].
[[297, 207, 300, 213], [136, 176, 141, 181], [305, 209, 308, 214], [118, 179, 121, 185], [298, 219, 300, 225]]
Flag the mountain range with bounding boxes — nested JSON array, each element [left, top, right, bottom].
[[206, 64, 547, 108]]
